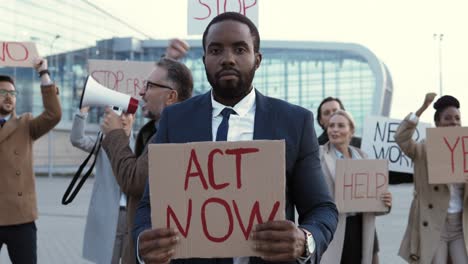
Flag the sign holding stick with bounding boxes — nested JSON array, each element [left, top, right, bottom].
[[148, 140, 285, 258], [87, 59, 154, 99], [427, 127, 468, 184], [0, 41, 39, 68], [335, 159, 389, 213]]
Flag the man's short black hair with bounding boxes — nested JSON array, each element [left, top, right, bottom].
[[156, 58, 193, 102], [202, 12, 260, 53], [316, 97, 345, 129], [0, 75, 15, 87]]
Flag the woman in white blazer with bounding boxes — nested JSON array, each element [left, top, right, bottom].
[[320, 110, 392, 264]]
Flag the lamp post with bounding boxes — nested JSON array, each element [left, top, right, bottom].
[[47, 34, 61, 178], [434, 33, 444, 96]]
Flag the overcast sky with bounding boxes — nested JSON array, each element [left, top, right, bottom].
[[94, 0, 468, 124]]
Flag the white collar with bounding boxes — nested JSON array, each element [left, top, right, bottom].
[[211, 88, 256, 118]]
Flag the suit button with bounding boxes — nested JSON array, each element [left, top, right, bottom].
[[428, 204, 433, 209], [18, 192, 22, 196], [16, 170, 21, 176], [410, 254, 420, 261], [423, 221, 428, 227], [14, 150, 19, 155], [434, 186, 439, 191]]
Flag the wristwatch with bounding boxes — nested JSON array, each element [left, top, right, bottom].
[[301, 228, 315, 257]]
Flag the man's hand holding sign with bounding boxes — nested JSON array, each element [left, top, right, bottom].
[[146, 141, 287, 260]]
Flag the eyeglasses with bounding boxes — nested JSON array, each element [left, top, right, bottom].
[[143, 80, 173, 91], [0, 90, 18, 97]]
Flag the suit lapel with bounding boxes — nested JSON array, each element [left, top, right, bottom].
[[190, 91, 213, 142], [253, 90, 274, 140]]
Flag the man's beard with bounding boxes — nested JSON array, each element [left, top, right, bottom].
[[207, 66, 256, 101], [0, 104, 13, 115]]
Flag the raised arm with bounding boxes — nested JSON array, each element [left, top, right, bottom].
[[394, 93, 436, 159], [29, 57, 62, 140], [69, 106, 97, 153]]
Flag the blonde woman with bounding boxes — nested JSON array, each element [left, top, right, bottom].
[[395, 93, 467, 263], [320, 110, 392, 264]]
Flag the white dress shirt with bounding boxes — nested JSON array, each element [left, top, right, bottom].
[[212, 89, 256, 264]]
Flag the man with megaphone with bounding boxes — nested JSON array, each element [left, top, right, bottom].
[[99, 39, 194, 264]]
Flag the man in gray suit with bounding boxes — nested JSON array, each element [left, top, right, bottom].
[[100, 40, 194, 263]]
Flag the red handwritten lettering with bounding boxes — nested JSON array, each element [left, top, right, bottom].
[[354, 173, 366, 199], [225, 148, 259, 189], [243, 0, 257, 15], [444, 136, 460, 174], [208, 149, 229, 190], [463, 136, 468, 173], [0, 42, 29, 62], [167, 199, 193, 237], [194, 0, 212, 20], [343, 172, 387, 201], [232, 200, 280, 240], [185, 149, 209, 190], [201, 198, 234, 242], [343, 173, 353, 201], [91, 70, 124, 90]]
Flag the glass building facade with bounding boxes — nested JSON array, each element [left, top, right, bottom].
[[1, 37, 393, 135]]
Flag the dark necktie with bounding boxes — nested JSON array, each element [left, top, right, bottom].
[[216, 108, 236, 141], [0, 119, 6, 127]]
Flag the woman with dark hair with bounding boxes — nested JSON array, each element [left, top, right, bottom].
[[395, 93, 467, 263], [316, 97, 361, 147], [317, 97, 345, 145]]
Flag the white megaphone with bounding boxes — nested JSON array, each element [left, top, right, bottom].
[[80, 75, 139, 114]]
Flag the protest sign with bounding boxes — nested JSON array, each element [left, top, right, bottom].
[[148, 140, 285, 258], [361, 116, 431, 173], [87, 59, 154, 98], [427, 127, 468, 184], [0, 41, 39, 67], [187, 0, 259, 35], [335, 159, 389, 213]]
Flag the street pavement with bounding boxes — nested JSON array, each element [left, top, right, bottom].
[[0, 177, 414, 264]]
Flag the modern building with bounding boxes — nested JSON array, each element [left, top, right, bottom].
[[1, 1, 393, 173], [3, 38, 393, 133]]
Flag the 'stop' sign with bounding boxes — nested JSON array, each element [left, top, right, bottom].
[[187, 0, 259, 35]]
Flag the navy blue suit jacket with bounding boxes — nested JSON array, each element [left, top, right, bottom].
[[134, 90, 338, 264]]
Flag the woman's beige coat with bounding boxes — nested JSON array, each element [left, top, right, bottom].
[[395, 114, 468, 263], [319, 142, 378, 264]]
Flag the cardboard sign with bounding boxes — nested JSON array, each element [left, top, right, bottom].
[[427, 127, 468, 184], [87, 59, 154, 98], [335, 159, 389, 213], [361, 116, 431, 173], [0, 41, 39, 67], [187, 0, 259, 35], [148, 140, 285, 258]]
